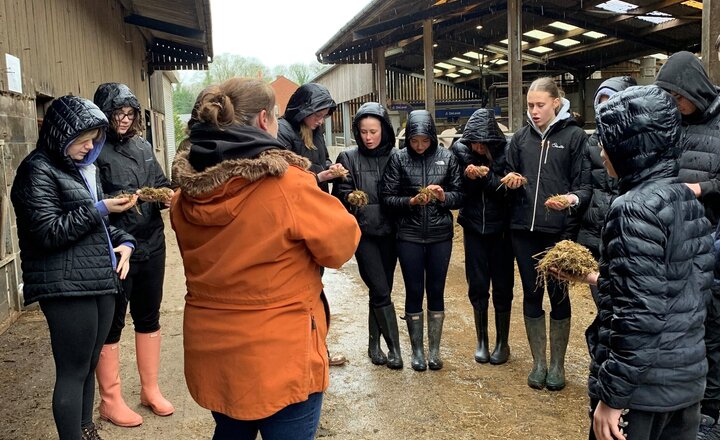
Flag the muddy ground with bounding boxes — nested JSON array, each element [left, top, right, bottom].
[[0, 213, 596, 439]]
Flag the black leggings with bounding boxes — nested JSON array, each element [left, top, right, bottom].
[[355, 235, 397, 308], [512, 230, 571, 320], [40, 294, 115, 439], [106, 250, 165, 343], [464, 229, 515, 313], [397, 240, 452, 314]]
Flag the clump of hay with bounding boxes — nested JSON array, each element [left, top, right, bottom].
[[329, 167, 349, 180], [137, 187, 173, 203], [498, 172, 528, 190], [113, 192, 141, 214], [466, 164, 489, 178], [416, 186, 437, 204], [347, 190, 369, 207], [535, 240, 598, 286], [545, 194, 571, 209]]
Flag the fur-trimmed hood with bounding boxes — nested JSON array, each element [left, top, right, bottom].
[[173, 148, 311, 199]]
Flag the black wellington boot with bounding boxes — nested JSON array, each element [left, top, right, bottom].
[[374, 303, 403, 369], [546, 317, 570, 391], [368, 305, 387, 365], [427, 310, 445, 370], [489, 310, 511, 365], [473, 308, 490, 363], [405, 312, 426, 371], [524, 313, 547, 390]]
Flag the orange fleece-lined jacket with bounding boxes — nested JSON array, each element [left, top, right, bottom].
[[170, 148, 360, 420]]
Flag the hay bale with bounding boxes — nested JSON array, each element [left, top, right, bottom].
[[535, 240, 598, 285]]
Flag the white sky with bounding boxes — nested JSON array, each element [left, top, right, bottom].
[[210, 0, 372, 67]]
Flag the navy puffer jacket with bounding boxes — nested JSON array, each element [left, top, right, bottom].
[[332, 102, 396, 236], [450, 108, 510, 235], [589, 85, 714, 411], [381, 110, 463, 243], [656, 51, 720, 226], [94, 83, 170, 262], [11, 96, 136, 305]]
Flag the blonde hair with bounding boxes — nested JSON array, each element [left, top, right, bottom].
[[300, 124, 316, 150], [528, 77, 565, 114], [190, 77, 275, 129]]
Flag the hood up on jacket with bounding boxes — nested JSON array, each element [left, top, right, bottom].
[[403, 110, 438, 155], [593, 76, 637, 107], [38, 96, 109, 171], [352, 102, 395, 157], [595, 85, 682, 192], [282, 83, 337, 129], [655, 51, 720, 121], [459, 108, 507, 157], [93, 82, 141, 142]]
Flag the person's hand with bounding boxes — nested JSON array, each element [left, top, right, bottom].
[[410, 193, 430, 206], [162, 189, 174, 208], [549, 267, 599, 285], [318, 164, 349, 183], [465, 165, 489, 180], [426, 184, 446, 202], [500, 172, 526, 189], [103, 195, 138, 213], [592, 401, 626, 440], [545, 194, 577, 211], [113, 244, 133, 280], [685, 183, 702, 198]]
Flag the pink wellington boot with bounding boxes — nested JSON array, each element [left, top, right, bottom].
[[96, 344, 143, 427], [136, 331, 175, 416]]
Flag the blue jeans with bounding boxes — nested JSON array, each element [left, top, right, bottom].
[[212, 392, 323, 440]]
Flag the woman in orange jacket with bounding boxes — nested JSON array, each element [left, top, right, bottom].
[[170, 77, 360, 440]]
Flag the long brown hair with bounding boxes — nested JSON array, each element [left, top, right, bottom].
[[190, 77, 275, 129]]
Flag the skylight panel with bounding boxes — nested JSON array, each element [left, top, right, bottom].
[[458, 69, 472, 74], [681, 0, 702, 9], [446, 73, 460, 78], [555, 39, 581, 47], [500, 39, 529, 45], [492, 59, 508, 65], [463, 51, 482, 60], [529, 46, 553, 54], [649, 53, 668, 59], [524, 30, 554, 40], [583, 31, 606, 39], [638, 11, 673, 24], [435, 62, 455, 69], [548, 21, 578, 31], [596, 0, 637, 14], [452, 57, 470, 63]]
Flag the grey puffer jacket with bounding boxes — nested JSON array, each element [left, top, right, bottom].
[[277, 83, 337, 192], [589, 85, 714, 412], [94, 83, 170, 262], [332, 102, 396, 237], [11, 96, 136, 305], [656, 51, 720, 226], [381, 110, 463, 243], [450, 108, 510, 235]]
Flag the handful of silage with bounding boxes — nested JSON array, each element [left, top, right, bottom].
[[137, 186, 173, 203], [546, 194, 571, 209], [416, 186, 437, 204], [113, 192, 141, 214], [535, 240, 598, 285], [347, 190, 369, 207], [329, 167, 350, 180]]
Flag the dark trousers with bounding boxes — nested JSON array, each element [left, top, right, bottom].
[[589, 399, 700, 440], [397, 239, 452, 314], [464, 229, 514, 313], [703, 291, 720, 418], [355, 234, 397, 308], [511, 230, 571, 320], [212, 392, 323, 440], [40, 294, 115, 439], [106, 250, 165, 343]]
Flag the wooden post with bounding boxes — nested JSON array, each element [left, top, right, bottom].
[[508, 0, 524, 132], [423, 19, 436, 118], [702, 0, 720, 84], [374, 46, 387, 107]]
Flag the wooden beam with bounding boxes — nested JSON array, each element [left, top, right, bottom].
[[703, 0, 720, 84], [423, 19, 436, 117], [124, 14, 205, 39], [508, 0, 523, 132]]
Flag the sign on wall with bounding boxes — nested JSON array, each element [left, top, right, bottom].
[[5, 54, 22, 94]]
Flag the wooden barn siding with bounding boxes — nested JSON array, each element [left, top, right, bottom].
[[0, 0, 155, 324]]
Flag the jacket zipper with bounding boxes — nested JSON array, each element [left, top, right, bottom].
[[422, 156, 428, 240], [481, 191, 486, 234], [530, 138, 548, 231]]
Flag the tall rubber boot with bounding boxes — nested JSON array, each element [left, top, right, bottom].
[[489, 311, 511, 365], [373, 303, 403, 369], [546, 317, 571, 391], [524, 314, 547, 390], [368, 305, 387, 365], [473, 308, 490, 363], [136, 331, 175, 416], [405, 312, 426, 371], [427, 310, 445, 371], [96, 344, 143, 427]]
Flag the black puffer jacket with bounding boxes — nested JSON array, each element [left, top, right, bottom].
[[332, 102, 396, 236], [506, 98, 588, 236], [11, 96, 136, 305], [381, 110, 463, 243], [277, 83, 337, 192], [93, 83, 170, 262], [656, 51, 720, 226], [450, 108, 510, 235], [589, 85, 713, 411]]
